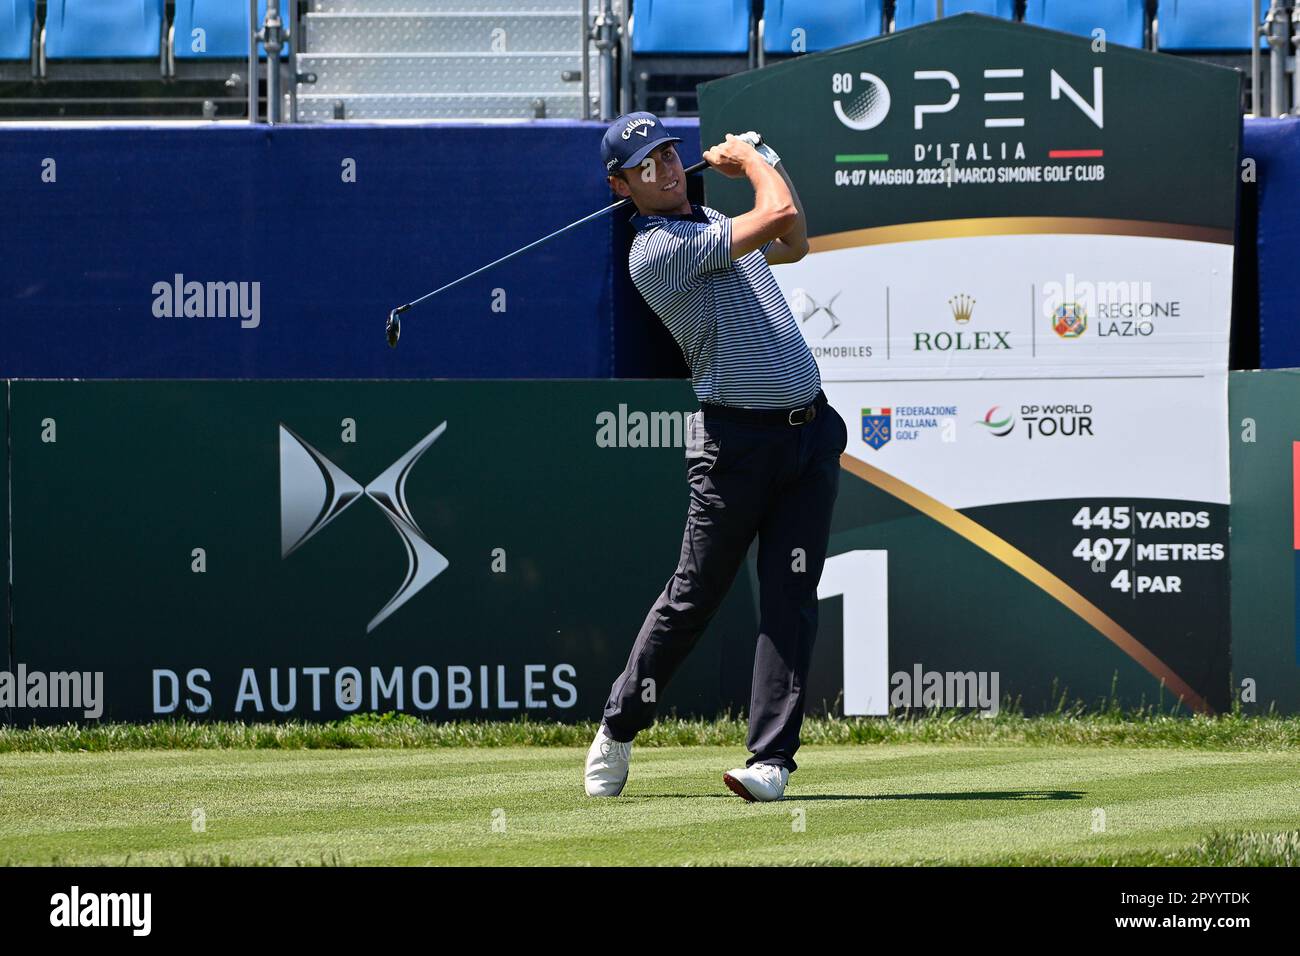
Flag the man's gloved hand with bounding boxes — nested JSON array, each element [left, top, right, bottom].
[[737, 131, 782, 168]]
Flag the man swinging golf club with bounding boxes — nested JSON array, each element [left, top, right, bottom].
[[585, 112, 849, 802]]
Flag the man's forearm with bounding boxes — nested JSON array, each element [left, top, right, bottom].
[[728, 154, 798, 258], [775, 163, 808, 253], [745, 155, 797, 224]]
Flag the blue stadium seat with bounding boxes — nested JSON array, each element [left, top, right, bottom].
[[1157, 0, 1265, 51], [762, 1, 883, 54], [173, 1, 289, 60], [894, 0, 1016, 30], [44, 0, 163, 59], [1, 1, 34, 60], [1023, 0, 1146, 50], [632, 0, 752, 55]]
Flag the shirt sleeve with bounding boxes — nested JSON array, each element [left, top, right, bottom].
[[632, 217, 733, 294]]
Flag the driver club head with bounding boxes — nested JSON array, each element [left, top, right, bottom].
[[386, 307, 402, 348]]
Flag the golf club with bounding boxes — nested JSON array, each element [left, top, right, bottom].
[[385, 133, 766, 347]]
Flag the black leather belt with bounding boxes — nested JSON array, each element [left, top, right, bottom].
[[700, 390, 827, 427]]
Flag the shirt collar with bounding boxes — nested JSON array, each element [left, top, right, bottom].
[[630, 203, 710, 231]]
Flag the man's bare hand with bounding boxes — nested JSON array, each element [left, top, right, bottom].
[[702, 133, 757, 179]]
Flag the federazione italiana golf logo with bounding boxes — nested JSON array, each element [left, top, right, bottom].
[[861, 408, 891, 448]]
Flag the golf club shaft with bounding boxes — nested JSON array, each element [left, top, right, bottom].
[[393, 158, 710, 319]]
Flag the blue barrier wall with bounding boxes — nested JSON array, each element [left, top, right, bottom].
[[1246, 117, 1300, 369], [1, 123, 633, 378], [2, 116, 1293, 376]]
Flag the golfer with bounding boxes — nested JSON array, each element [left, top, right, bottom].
[[584, 112, 848, 802]]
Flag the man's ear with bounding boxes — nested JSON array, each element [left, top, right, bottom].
[[608, 173, 631, 198]]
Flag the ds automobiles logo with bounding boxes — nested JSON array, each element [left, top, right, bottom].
[[279, 423, 449, 633]]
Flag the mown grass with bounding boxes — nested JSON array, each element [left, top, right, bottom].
[[2, 746, 1297, 866]]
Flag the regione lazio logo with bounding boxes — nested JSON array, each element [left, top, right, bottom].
[[279, 423, 449, 633], [861, 408, 891, 449], [1052, 302, 1088, 338]]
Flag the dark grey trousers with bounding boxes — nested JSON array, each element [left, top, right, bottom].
[[601, 394, 848, 773]]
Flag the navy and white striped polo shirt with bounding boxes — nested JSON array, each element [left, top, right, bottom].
[[628, 203, 822, 410]]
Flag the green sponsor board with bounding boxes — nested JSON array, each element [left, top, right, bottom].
[[691, 13, 1237, 715], [3, 381, 1234, 723], [699, 13, 1239, 236], [7, 382, 736, 722], [1229, 370, 1300, 713]]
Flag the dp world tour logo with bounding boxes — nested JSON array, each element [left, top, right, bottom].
[[861, 408, 891, 449], [279, 424, 449, 633], [976, 406, 1015, 437]]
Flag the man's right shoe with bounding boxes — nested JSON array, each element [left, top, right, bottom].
[[723, 763, 790, 802], [584, 723, 632, 797]]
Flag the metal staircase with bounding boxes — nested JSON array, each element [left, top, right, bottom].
[[296, 0, 599, 121]]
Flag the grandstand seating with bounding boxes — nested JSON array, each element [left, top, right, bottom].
[[894, 0, 1016, 30], [0, 1, 1284, 121], [0, 1, 33, 61], [631, 0, 751, 54], [1022, 0, 1147, 50], [628, 0, 750, 116], [761, 1, 884, 58], [1157, 0, 1265, 51], [43, 0, 163, 59], [173, 0, 290, 60]]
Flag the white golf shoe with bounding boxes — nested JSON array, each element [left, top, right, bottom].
[[584, 723, 632, 796], [723, 763, 790, 802]]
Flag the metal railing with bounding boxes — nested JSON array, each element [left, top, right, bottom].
[[580, 0, 621, 120], [1264, 0, 1289, 116], [249, 0, 293, 123]]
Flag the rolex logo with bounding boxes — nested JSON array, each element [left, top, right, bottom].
[[279, 423, 449, 633], [949, 293, 975, 324]]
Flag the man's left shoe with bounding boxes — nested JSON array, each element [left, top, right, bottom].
[[723, 763, 790, 802], [584, 723, 632, 797]]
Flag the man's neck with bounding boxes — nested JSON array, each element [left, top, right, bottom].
[[635, 199, 695, 218]]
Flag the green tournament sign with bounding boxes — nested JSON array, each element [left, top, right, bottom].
[[700, 13, 1239, 240], [698, 14, 1241, 715]]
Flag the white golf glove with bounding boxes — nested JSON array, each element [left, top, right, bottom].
[[737, 131, 782, 168]]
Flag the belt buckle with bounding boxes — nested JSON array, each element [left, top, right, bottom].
[[788, 404, 815, 426]]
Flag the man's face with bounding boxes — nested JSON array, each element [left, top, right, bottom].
[[608, 142, 689, 214]]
